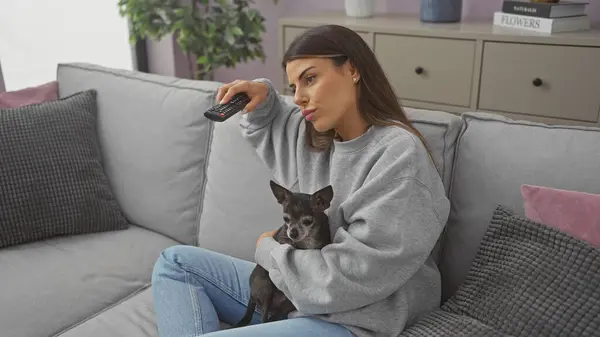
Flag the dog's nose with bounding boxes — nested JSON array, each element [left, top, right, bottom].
[[289, 229, 298, 239]]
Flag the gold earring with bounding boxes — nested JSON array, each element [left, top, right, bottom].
[[353, 77, 358, 82]]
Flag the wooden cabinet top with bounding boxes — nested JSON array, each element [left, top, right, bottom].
[[279, 12, 600, 47]]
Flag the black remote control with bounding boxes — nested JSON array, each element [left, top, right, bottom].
[[204, 92, 251, 122]]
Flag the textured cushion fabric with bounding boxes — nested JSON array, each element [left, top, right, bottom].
[[0, 80, 58, 108], [402, 310, 510, 336], [521, 184, 600, 248], [56, 63, 222, 245], [401, 205, 600, 337], [404, 107, 464, 195], [440, 112, 600, 302], [0, 225, 177, 337], [0, 90, 129, 248], [197, 110, 286, 262]]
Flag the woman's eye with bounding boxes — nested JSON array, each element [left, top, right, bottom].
[[306, 75, 315, 84]]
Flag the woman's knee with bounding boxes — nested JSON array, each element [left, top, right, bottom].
[[162, 244, 209, 264], [152, 245, 210, 283]]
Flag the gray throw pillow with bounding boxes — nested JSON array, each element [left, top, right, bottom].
[[400, 205, 600, 336], [0, 89, 129, 248]]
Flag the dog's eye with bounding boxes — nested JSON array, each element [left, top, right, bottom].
[[283, 215, 290, 223], [302, 218, 313, 226]]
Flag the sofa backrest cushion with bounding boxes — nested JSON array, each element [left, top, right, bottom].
[[57, 63, 221, 245], [197, 110, 286, 261], [404, 107, 464, 195], [440, 112, 600, 302]]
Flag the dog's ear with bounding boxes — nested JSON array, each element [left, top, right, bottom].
[[270, 180, 291, 204], [311, 185, 334, 212]]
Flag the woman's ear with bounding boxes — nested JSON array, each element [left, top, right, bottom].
[[347, 62, 360, 83]]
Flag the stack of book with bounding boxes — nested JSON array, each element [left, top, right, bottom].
[[493, 1, 590, 34]]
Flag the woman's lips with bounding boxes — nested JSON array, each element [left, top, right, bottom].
[[302, 109, 315, 121]]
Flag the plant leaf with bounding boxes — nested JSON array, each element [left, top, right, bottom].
[[197, 55, 209, 64], [232, 26, 243, 36]]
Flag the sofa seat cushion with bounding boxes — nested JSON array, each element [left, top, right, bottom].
[[441, 112, 600, 302], [57, 285, 230, 337], [57, 286, 158, 337], [0, 225, 177, 337]]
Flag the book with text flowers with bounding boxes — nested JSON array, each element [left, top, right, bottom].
[[493, 11, 590, 33]]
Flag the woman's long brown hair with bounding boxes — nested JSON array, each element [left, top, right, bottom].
[[282, 24, 434, 165]]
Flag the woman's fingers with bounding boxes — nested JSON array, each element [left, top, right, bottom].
[[216, 80, 241, 103], [216, 84, 230, 103], [219, 80, 249, 104], [216, 80, 268, 113]]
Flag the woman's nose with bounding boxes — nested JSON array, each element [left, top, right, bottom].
[[294, 90, 308, 107]]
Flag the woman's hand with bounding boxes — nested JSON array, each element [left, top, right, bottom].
[[216, 79, 269, 113], [257, 229, 278, 248]]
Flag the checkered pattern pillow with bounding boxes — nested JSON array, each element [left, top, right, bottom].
[[0, 89, 129, 248], [400, 205, 600, 336]]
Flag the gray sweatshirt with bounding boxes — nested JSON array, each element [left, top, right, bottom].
[[239, 78, 450, 337]]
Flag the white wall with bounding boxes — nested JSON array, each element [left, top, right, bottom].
[[0, 1, 134, 91]]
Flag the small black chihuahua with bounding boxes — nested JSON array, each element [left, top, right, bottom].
[[233, 180, 334, 327]]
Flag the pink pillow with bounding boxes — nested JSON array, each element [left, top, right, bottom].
[[0, 81, 58, 108], [521, 184, 600, 248]]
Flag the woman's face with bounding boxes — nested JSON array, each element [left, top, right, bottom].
[[286, 57, 360, 133]]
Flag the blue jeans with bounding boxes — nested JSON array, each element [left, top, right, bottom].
[[151, 245, 356, 337]]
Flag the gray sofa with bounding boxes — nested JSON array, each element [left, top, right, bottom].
[[2, 62, 599, 337]]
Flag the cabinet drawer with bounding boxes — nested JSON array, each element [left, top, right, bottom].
[[478, 42, 600, 123], [374, 34, 476, 107]]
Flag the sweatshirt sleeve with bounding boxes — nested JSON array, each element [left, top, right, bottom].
[[239, 78, 304, 189], [254, 147, 450, 315]]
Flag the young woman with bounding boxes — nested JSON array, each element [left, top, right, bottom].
[[151, 24, 450, 337]]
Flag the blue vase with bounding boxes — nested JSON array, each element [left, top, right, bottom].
[[420, 0, 462, 23]]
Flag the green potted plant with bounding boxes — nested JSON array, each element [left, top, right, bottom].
[[118, 0, 278, 80]]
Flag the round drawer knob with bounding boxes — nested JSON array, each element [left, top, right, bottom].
[[533, 78, 543, 87], [415, 66, 424, 75]]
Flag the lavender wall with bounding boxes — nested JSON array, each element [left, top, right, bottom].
[[149, 0, 599, 90]]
